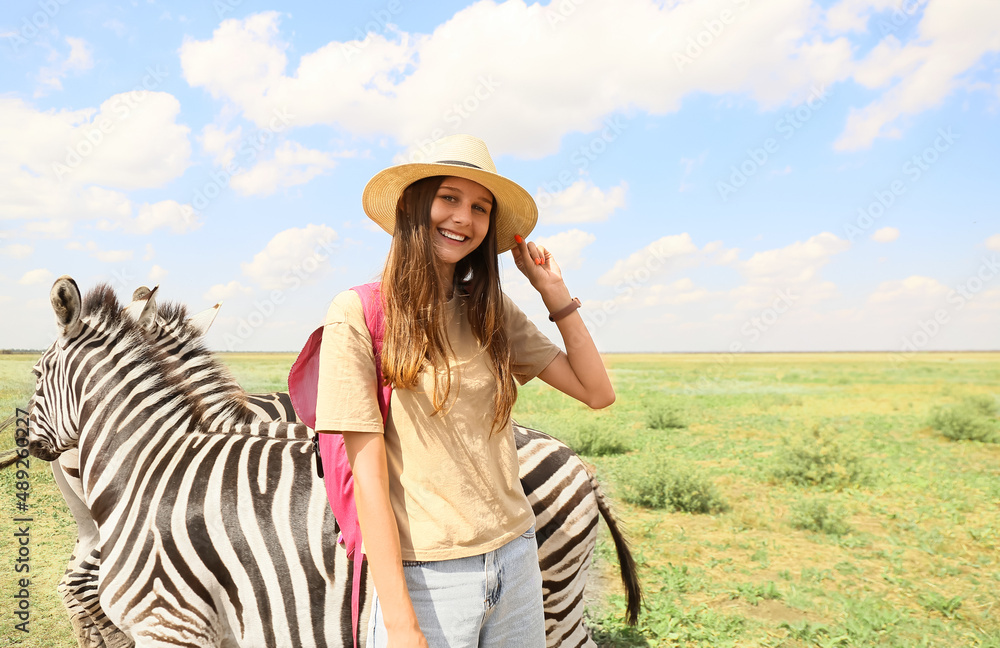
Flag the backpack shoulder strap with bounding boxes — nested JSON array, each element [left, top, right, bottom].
[[350, 281, 391, 423]]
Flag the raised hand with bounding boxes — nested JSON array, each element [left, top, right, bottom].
[[511, 234, 564, 294]]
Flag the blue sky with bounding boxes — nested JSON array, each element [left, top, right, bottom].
[[1, 0, 998, 353]]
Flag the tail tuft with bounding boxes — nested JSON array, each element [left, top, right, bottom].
[[591, 472, 643, 625]]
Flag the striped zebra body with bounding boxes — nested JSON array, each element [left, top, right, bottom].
[[31, 280, 360, 647], [516, 425, 599, 647], [244, 391, 298, 424], [31, 280, 640, 647]]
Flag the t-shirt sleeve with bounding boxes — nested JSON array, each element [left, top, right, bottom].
[[314, 290, 385, 434], [503, 293, 561, 385]]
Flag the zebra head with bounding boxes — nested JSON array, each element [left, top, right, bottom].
[[29, 276, 87, 461], [29, 277, 156, 462]]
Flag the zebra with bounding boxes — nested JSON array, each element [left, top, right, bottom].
[[44, 288, 313, 648], [30, 278, 362, 646], [29, 279, 640, 647]]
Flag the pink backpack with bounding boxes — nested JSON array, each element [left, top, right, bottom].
[[288, 282, 390, 648]]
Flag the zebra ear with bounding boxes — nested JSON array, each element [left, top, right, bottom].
[[50, 275, 82, 338], [124, 285, 159, 332], [187, 302, 221, 337]]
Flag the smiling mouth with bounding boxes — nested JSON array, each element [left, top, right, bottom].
[[438, 229, 468, 242]]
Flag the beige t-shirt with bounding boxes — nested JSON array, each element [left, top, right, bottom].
[[314, 289, 560, 561]]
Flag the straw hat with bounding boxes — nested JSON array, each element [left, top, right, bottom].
[[362, 134, 537, 253]]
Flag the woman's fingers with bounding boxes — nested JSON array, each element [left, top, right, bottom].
[[513, 235, 553, 270], [534, 244, 549, 266]]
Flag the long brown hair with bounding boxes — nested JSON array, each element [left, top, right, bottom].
[[380, 175, 517, 435]]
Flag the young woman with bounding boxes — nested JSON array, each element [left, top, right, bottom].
[[314, 134, 614, 648]]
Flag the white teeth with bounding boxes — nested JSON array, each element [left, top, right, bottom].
[[439, 229, 467, 241]]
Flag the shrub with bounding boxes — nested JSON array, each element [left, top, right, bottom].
[[665, 470, 728, 514], [771, 425, 870, 490], [963, 394, 998, 417], [790, 499, 852, 536], [928, 397, 998, 442], [918, 591, 963, 618], [731, 581, 782, 605], [569, 423, 629, 457], [646, 403, 686, 430], [618, 457, 672, 509], [619, 456, 727, 513]]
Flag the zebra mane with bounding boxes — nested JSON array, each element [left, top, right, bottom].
[[152, 296, 256, 427], [157, 300, 189, 324], [78, 284, 253, 428], [82, 283, 129, 331]]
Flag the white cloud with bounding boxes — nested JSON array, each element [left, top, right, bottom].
[[19, 268, 53, 286], [597, 232, 739, 287], [123, 201, 201, 235], [834, 0, 1000, 150], [2, 244, 33, 259], [871, 226, 900, 243], [148, 265, 169, 283], [23, 220, 73, 238], [143, 244, 155, 261], [230, 141, 342, 197], [204, 280, 254, 302], [643, 278, 719, 306], [823, 0, 900, 34], [94, 249, 132, 263], [986, 234, 1000, 251], [533, 229, 596, 270], [66, 240, 133, 263], [536, 180, 626, 225], [0, 93, 192, 236], [55, 92, 191, 190], [868, 275, 948, 304], [179, 5, 854, 158], [180, 3, 998, 156], [199, 123, 243, 168], [599, 234, 704, 286], [241, 224, 338, 290], [37, 37, 94, 95], [730, 279, 839, 311], [742, 232, 851, 285]]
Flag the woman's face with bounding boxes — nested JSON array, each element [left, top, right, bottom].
[[428, 176, 494, 269]]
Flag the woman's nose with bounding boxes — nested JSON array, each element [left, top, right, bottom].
[[451, 203, 473, 222]]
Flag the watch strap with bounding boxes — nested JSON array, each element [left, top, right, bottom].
[[548, 297, 582, 322]]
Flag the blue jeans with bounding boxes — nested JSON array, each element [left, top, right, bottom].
[[367, 527, 545, 648]]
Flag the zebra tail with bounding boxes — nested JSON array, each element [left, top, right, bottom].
[[0, 450, 20, 470], [591, 473, 643, 626], [0, 414, 22, 470]]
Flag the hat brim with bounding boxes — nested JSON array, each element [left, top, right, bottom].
[[362, 162, 537, 254]]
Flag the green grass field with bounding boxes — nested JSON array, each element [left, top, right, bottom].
[[2, 351, 999, 647]]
